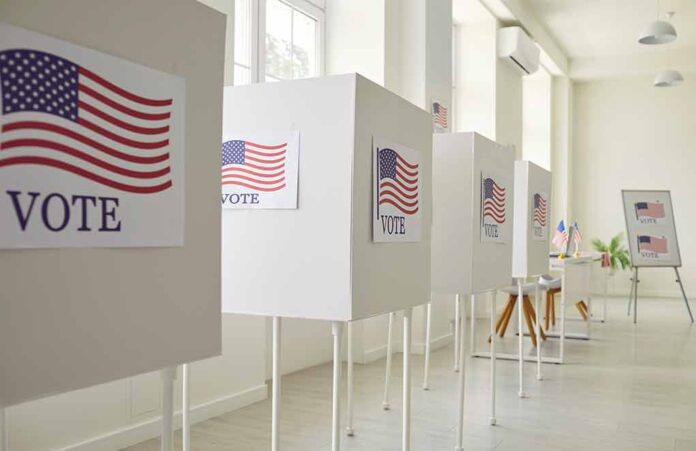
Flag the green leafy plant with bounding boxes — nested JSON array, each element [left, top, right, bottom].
[[591, 233, 631, 273]]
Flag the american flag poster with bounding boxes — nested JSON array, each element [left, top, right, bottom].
[[637, 234, 670, 260], [0, 24, 184, 249], [431, 100, 448, 132], [480, 171, 508, 243], [221, 131, 299, 209], [634, 201, 666, 225], [373, 138, 421, 242], [532, 192, 548, 241]]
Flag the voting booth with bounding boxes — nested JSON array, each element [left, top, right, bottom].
[[0, 0, 224, 413], [430, 131, 514, 436], [221, 73, 432, 451]]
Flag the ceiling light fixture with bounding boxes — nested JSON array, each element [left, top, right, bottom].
[[639, 10, 677, 45], [654, 69, 684, 87]]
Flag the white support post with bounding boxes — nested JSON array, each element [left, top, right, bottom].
[[160, 367, 176, 451], [346, 321, 355, 437], [182, 364, 191, 451], [470, 294, 476, 358], [383, 312, 395, 410], [560, 271, 567, 363], [517, 279, 526, 398], [272, 317, 282, 451], [454, 294, 467, 451], [423, 302, 432, 390], [454, 295, 461, 372], [535, 284, 542, 381], [489, 291, 497, 426], [331, 322, 344, 451], [402, 308, 413, 451], [1, 406, 7, 451]]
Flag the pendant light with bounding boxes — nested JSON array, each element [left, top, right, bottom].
[[654, 70, 684, 87], [638, 9, 677, 45]]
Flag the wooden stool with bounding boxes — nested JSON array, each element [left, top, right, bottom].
[[544, 287, 561, 330], [493, 293, 546, 347]]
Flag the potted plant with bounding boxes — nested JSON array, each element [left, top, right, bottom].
[[591, 232, 631, 275]]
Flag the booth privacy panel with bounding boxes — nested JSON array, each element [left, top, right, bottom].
[[222, 74, 432, 321], [512, 161, 552, 277], [431, 132, 514, 295], [0, 0, 224, 406]]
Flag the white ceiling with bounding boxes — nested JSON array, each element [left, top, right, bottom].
[[524, 0, 696, 59]]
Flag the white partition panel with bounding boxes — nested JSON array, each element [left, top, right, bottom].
[[512, 161, 552, 278], [0, 0, 225, 407], [431, 132, 514, 295], [222, 74, 432, 321]]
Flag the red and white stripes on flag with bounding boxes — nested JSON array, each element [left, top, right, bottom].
[[221, 140, 287, 192]]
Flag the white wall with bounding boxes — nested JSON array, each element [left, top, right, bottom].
[[573, 76, 696, 297], [522, 65, 552, 169]]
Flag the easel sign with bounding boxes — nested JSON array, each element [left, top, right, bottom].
[[622, 190, 681, 267], [621, 189, 692, 323]]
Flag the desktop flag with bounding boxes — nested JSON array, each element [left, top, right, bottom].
[[552, 220, 568, 249], [572, 221, 582, 244]]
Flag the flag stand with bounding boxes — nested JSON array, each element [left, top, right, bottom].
[[628, 266, 694, 324]]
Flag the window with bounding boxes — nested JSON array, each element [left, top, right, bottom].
[[233, 0, 324, 85]]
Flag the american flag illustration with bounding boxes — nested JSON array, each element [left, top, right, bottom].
[[378, 148, 419, 215], [432, 102, 448, 129], [0, 49, 173, 194], [221, 140, 287, 192], [533, 193, 547, 226], [482, 177, 505, 223], [635, 202, 665, 220], [638, 235, 668, 254], [552, 220, 568, 248]]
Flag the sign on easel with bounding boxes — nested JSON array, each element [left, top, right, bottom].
[[622, 190, 681, 267]]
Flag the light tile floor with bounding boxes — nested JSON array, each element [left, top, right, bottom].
[[126, 296, 696, 450]]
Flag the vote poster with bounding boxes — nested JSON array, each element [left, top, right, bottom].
[[480, 170, 509, 244], [221, 130, 299, 209], [373, 138, 422, 242], [0, 24, 185, 248], [622, 190, 681, 267], [532, 191, 548, 241]]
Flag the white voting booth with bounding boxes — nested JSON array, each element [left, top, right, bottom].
[[221, 74, 432, 451], [0, 2, 225, 450], [511, 161, 552, 394], [430, 132, 514, 446]]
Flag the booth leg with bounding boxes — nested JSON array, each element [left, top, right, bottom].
[[383, 312, 395, 410], [402, 308, 413, 451], [160, 367, 176, 451], [675, 268, 694, 323], [346, 321, 355, 437], [489, 292, 497, 426], [535, 285, 542, 381], [454, 295, 461, 372], [331, 322, 344, 451], [455, 294, 467, 450], [423, 302, 432, 390], [1, 406, 7, 451], [634, 268, 639, 324], [517, 279, 527, 398], [272, 317, 282, 451], [182, 364, 191, 451]]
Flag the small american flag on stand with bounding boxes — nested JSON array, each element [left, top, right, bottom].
[[432, 102, 448, 129], [572, 221, 582, 244], [552, 220, 568, 249], [0, 49, 173, 194], [221, 140, 287, 192], [378, 148, 419, 215]]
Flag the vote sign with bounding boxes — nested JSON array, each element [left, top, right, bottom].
[[480, 170, 508, 244], [373, 138, 422, 242], [0, 24, 184, 248]]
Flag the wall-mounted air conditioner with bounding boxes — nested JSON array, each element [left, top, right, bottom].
[[497, 26, 540, 75]]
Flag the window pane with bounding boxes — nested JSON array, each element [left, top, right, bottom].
[[234, 0, 252, 67], [265, 0, 293, 81], [234, 64, 252, 86], [292, 9, 317, 79]]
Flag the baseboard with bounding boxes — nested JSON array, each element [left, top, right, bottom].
[[361, 332, 453, 363], [63, 383, 268, 451]]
